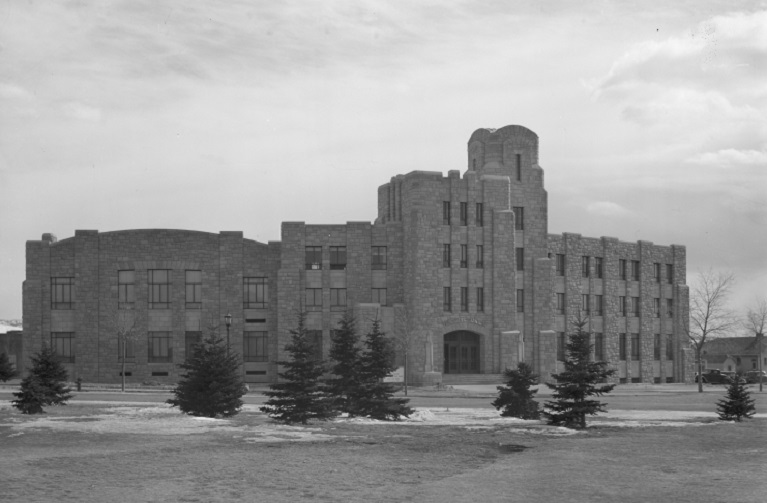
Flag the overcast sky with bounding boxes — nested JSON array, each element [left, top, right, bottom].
[[0, 1, 765, 322]]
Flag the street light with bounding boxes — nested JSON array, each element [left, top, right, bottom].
[[225, 312, 232, 357]]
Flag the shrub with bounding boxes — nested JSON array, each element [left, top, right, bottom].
[[12, 343, 73, 414], [326, 312, 364, 415], [492, 362, 540, 419], [716, 378, 756, 422]]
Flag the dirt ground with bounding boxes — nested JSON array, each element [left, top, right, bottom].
[[1, 399, 766, 503]]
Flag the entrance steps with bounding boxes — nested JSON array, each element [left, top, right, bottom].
[[441, 374, 505, 385]]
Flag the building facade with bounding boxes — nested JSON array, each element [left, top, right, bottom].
[[22, 125, 693, 385]]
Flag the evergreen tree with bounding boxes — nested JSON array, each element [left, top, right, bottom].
[[167, 331, 247, 418], [355, 318, 413, 420], [12, 343, 73, 414], [326, 312, 363, 415], [716, 377, 756, 422], [260, 312, 337, 424], [543, 320, 616, 429], [492, 362, 540, 419], [0, 352, 17, 382]]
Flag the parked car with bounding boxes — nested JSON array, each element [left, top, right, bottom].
[[720, 371, 747, 384], [695, 369, 734, 384], [743, 370, 767, 384]]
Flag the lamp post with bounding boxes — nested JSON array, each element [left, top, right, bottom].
[[758, 332, 764, 393], [225, 312, 232, 357]]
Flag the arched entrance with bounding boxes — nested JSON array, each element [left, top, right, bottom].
[[443, 331, 480, 374]]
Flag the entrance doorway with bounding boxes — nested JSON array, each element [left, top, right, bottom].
[[443, 331, 480, 374]]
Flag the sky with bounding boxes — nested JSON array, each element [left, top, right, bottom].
[[0, 0, 765, 322]]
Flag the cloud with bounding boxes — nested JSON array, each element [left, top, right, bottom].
[[685, 148, 767, 165], [61, 101, 102, 122], [585, 201, 632, 218]]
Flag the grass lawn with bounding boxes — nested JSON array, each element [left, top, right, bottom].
[[1, 394, 765, 503]]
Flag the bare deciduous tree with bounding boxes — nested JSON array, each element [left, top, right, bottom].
[[744, 297, 767, 391], [686, 269, 737, 393], [106, 309, 145, 392]]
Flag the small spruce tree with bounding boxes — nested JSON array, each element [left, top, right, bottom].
[[492, 362, 540, 419], [716, 377, 756, 422], [167, 331, 247, 418], [326, 312, 363, 415], [543, 320, 616, 429], [260, 312, 337, 424], [12, 343, 73, 414], [354, 318, 413, 420], [0, 352, 18, 382]]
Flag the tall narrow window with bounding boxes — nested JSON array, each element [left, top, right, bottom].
[[556, 254, 565, 276], [654, 334, 661, 360], [619, 333, 627, 360], [516, 289, 524, 313], [185, 270, 202, 309], [666, 264, 674, 284], [515, 153, 522, 181], [475, 203, 484, 227], [557, 332, 566, 361], [595, 257, 603, 279], [184, 331, 201, 361], [51, 277, 74, 310], [443, 201, 451, 225], [582, 256, 590, 277], [443, 287, 452, 312], [581, 294, 590, 314], [513, 206, 524, 230], [305, 288, 322, 310], [666, 336, 674, 361], [51, 332, 75, 363], [148, 270, 170, 309], [556, 293, 565, 315], [631, 333, 640, 360], [619, 296, 627, 317], [619, 259, 627, 280], [371, 246, 387, 270], [594, 295, 603, 316], [330, 288, 347, 308], [244, 277, 268, 309], [305, 246, 322, 270], [631, 296, 640, 317], [476, 245, 484, 269], [460, 287, 468, 312], [594, 333, 604, 361], [653, 298, 660, 318], [654, 263, 661, 283], [460, 202, 468, 226], [516, 248, 524, 271], [476, 287, 484, 312], [631, 260, 640, 281], [243, 332, 268, 362], [118, 271, 135, 309], [306, 330, 323, 362], [148, 331, 172, 363], [460, 244, 468, 268], [372, 288, 387, 306], [443, 244, 451, 268], [329, 246, 347, 270], [666, 299, 673, 318]]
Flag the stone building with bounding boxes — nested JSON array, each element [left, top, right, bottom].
[[22, 125, 692, 385]]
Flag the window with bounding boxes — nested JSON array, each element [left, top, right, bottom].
[[517, 289, 524, 313], [619, 259, 627, 280], [460, 245, 468, 268], [371, 246, 387, 270], [631, 333, 640, 360], [582, 256, 590, 278], [476, 203, 484, 227], [305, 246, 322, 270], [306, 330, 323, 362], [184, 331, 201, 361], [619, 296, 627, 317], [594, 295, 603, 316], [619, 333, 627, 360], [666, 336, 674, 360], [443, 287, 452, 312], [372, 288, 387, 306], [443, 244, 451, 268], [148, 270, 170, 309], [631, 260, 640, 281], [306, 288, 322, 310], [631, 296, 640, 317], [330, 288, 347, 308], [118, 271, 135, 309], [653, 298, 660, 318], [119, 336, 136, 360], [557, 332, 566, 361], [51, 277, 74, 310], [654, 263, 661, 283], [515, 153, 522, 181], [51, 332, 74, 363], [443, 201, 451, 225], [594, 333, 604, 361], [185, 270, 202, 309], [556, 254, 565, 276], [244, 277, 268, 309], [460, 202, 468, 226], [654, 334, 661, 360], [476, 245, 484, 269], [329, 246, 347, 270], [460, 287, 468, 312], [148, 332, 172, 363], [516, 248, 524, 271], [513, 207, 524, 230], [243, 332, 268, 362], [595, 257, 603, 279], [666, 264, 674, 284], [556, 293, 565, 315], [581, 294, 590, 314], [476, 287, 484, 312], [666, 299, 673, 318]]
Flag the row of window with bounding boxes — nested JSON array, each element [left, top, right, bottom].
[[442, 287, 488, 312], [556, 333, 675, 362], [305, 246, 388, 270], [306, 288, 388, 308], [554, 293, 674, 318], [554, 255, 675, 283], [471, 153, 523, 180], [441, 203, 525, 230]]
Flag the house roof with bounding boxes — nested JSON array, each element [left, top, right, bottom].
[[703, 337, 763, 357]]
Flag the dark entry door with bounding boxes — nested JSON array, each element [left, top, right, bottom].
[[443, 331, 480, 374]]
